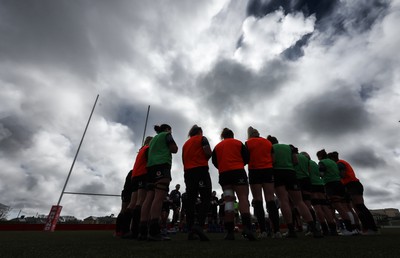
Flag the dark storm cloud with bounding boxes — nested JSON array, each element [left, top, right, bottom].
[[0, 116, 34, 155], [162, 57, 196, 94], [97, 92, 189, 147], [364, 185, 392, 202], [25, 173, 39, 191], [0, 123, 11, 141], [198, 60, 254, 116], [306, 0, 390, 45], [245, 0, 389, 32], [246, 0, 338, 21], [98, 97, 150, 138], [281, 33, 312, 61], [245, 0, 390, 61], [11, 198, 43, 210], [294, 84, 371, 137], [245, 0, 338, 61], [359, 83, 379, 101], [346, 147, 387, 169], [197, 58, 289, 120], [0, 0, 97, 77], [144, 105, 191, 147], [331, 0, 390, 34], [77, 181, 106, 195], [115, 106, 148, 135], [0, 0, 144, 78], [366, 186, 391, 197]]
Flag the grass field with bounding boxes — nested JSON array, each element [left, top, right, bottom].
[[1, 228, 399, 258]]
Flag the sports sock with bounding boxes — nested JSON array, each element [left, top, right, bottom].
[[309, 208, 317, 222], [321, 221, 329, 235], [224, 221, 234, 234], [139, 221, 148, 237], [347, 211, 355, 225], [149, 218, 160, 236], [115, 212, 123, 234], [266, 201, 280, 233], [253, 200, 266, 232], [130, 205, 141, 237], [343, 219, 354, 231], [328, 222, 337, 235], [356, 203, 378, 231], [241, 213, 252, 230], [307, 221, 317, 232], [121, 210, 133, 234], [328, 223, 337, 234], [287, 223, 295, 233]]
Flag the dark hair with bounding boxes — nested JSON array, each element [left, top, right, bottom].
[[300, 151, 310, 159], [290, 145, 299, 154], [154, 124, 171, 133], [247, 126, 260, 139], [143, 136, 153, 146], [188, 124, 202, 137], [327, 151, 339, 162], [316, 149, 327, 159], [221, 128, 234, 139], [267, 135, 278, 144]]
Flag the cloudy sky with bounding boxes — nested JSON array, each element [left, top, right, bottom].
[[1, 0, 400, 220]]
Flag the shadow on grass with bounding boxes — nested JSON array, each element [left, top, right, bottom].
[[1, 228, 399, 257]]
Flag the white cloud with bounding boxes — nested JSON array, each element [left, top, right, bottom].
[[235, 10, 315, 70]]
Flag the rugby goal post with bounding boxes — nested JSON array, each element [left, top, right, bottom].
[[44, 94, 99, 232]]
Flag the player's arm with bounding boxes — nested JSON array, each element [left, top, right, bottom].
[[202, 136, 212, 159], [337, 162, 346, 178], [166, 133, 178, 153]]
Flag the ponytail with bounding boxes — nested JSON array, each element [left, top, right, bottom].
[[154, 124, 171, 133]]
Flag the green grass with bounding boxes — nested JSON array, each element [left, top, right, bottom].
[[1, 228, 399, 258]]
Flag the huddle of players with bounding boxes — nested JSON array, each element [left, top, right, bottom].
[[115, 124, 378, 241]]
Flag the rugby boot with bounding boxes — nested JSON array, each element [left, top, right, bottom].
[[224, 232, 235, 240], [192, 225, 210, 241], [242, 227, 257, 241]]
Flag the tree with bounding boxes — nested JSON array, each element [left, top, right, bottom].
[[0, 203, 11, 221]]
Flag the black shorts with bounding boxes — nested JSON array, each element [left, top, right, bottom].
[[121, 189, 132, 202], [146, 164, 172, 190], [311, 198, 328, 206], [248, 168, 274, 184], [171, 203, 181, 211], [131, 174, 147, 192], [219, 169, 248, 187], [344, 191, 352, 203], [184, 166, 212, 190], [121, 174, 133, 202], [325, 181, 345, 197], [180, 208, 186, 220], [298, 177, 312, 192], [311, 185, 325, 194], [162, 204, 170, 213], [273, 169, 300, 191], [345, 181, 364, 195]]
